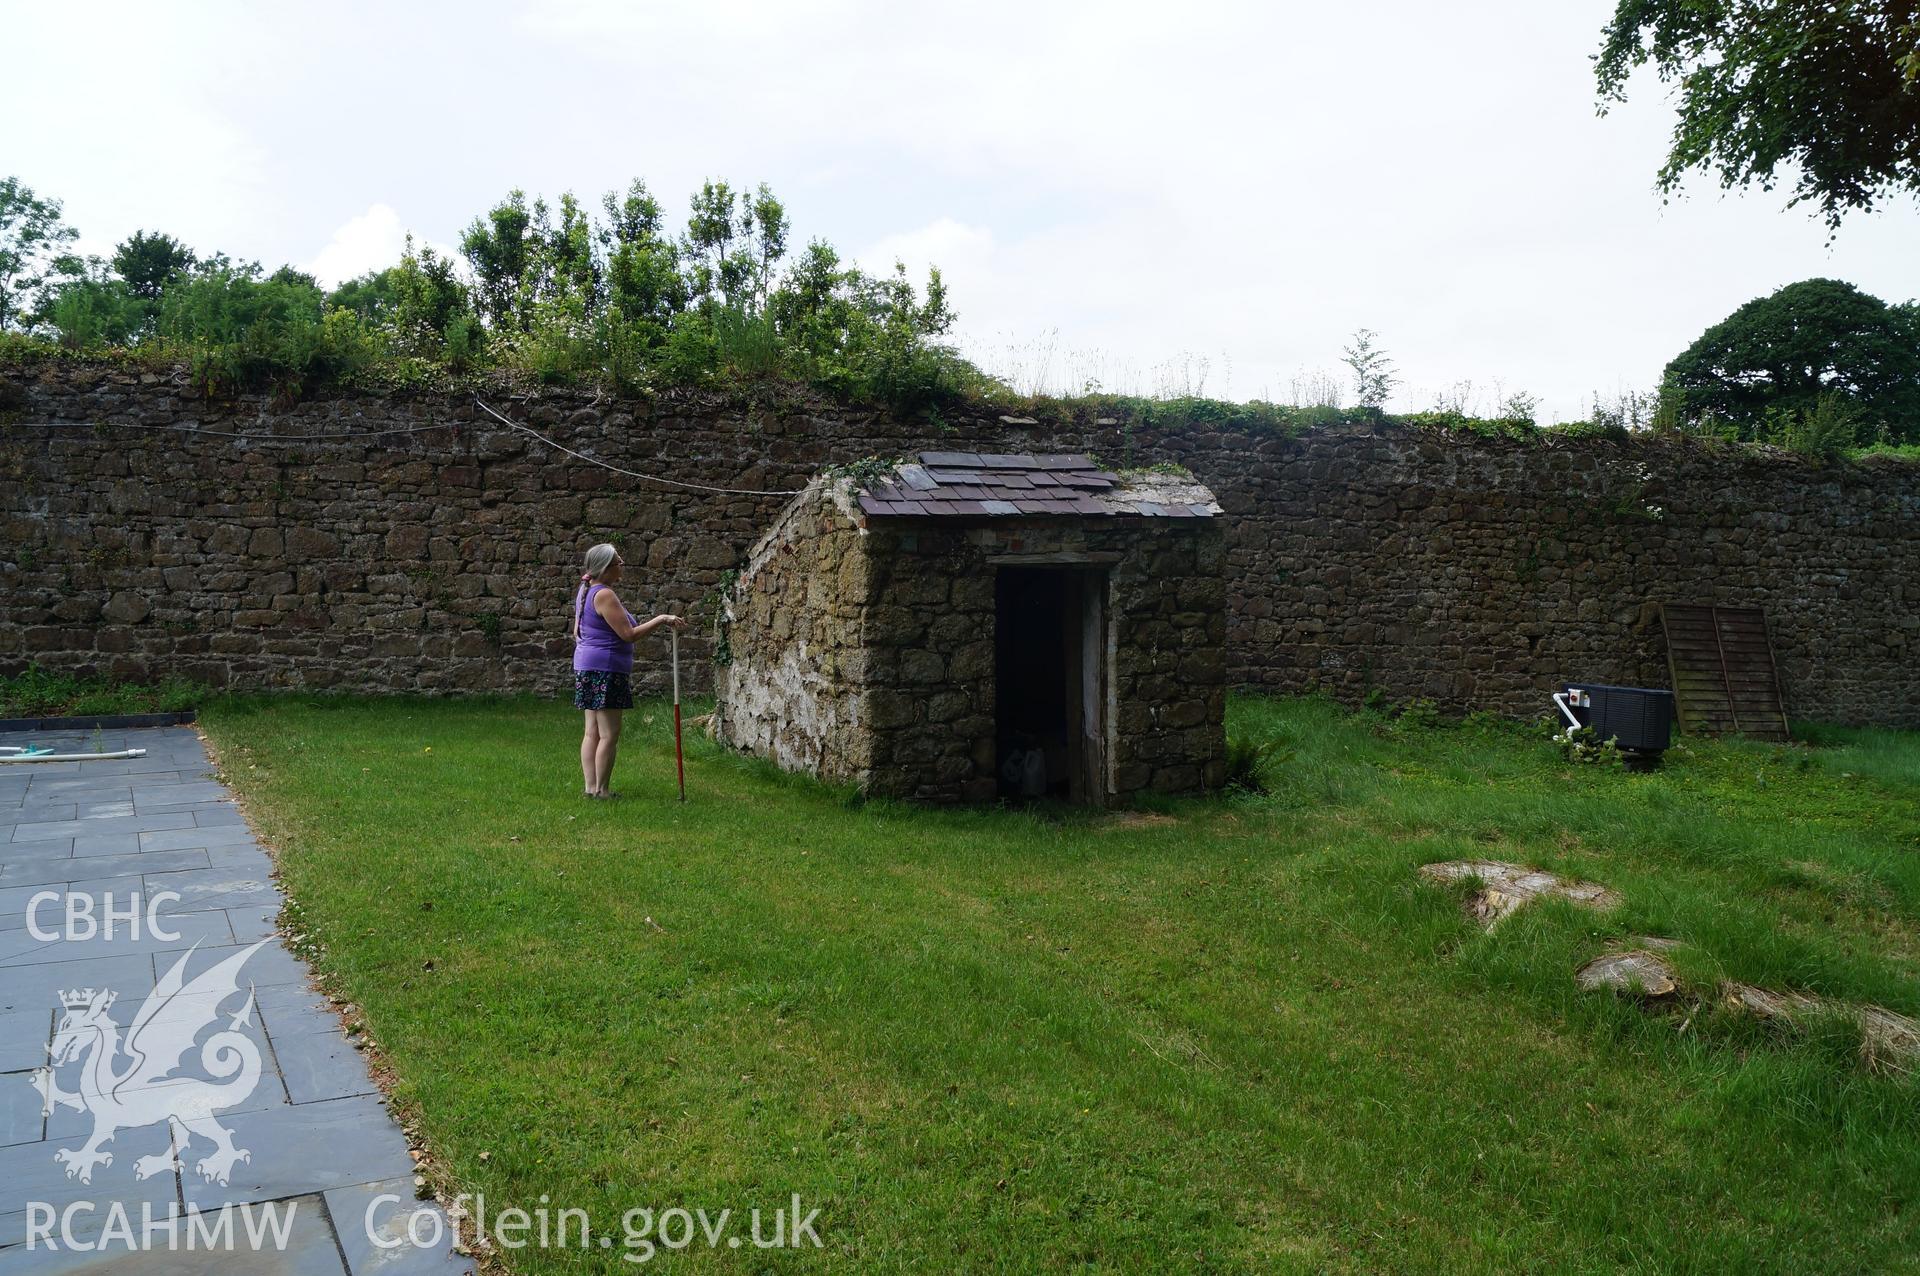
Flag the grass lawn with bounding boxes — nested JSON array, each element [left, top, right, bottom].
[[200, 695, 1920, 1273]]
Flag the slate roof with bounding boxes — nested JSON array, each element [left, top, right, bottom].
[[855, 451, 1220, 519]]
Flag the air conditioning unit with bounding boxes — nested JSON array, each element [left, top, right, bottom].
[[1553, 683, 1675, 768]]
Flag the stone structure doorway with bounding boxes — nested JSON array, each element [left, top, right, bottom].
[[994, 564, 1110, 804], [716, 452, 1226, 804]]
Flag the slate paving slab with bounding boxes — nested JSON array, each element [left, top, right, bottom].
[[0, 1192, 347, 1275], [228, 904, 282, 942], [274, 1029, 378, 1105], [25, 776, 143, 795], [0, 838, 77, 865], [0, 1071, 44, 1146], [9, 811, 197, 844], [329, 1178, 473, 1275], [44, 1056, 291, 1142], [206, 844, 276, 872], [0, 728, 469, 1274], [0, 876, 170, 933], [0, 886, 56, 923], [9, 804, 79, 823], [0, 909, 235, 968], [73, 801, 137, 821], [0, 848, 211, 890], [1, 762, 79, 779], [138, 825, 257, 853], [0, 952, 157, 1016], [0, 1136, 181, 1246], [0, 1010, 50, 1073], [181, 1094, 416, 1211], [1, 844, 213, 886], [256, 983, 347, 1031], [130, 782, 232, 809], [142, 864, 283, 913], [69, 832, 143, 857], [157, 939, 312, 988], [62, 755, 203, 777]]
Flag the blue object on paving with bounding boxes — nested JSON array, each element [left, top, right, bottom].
[[0, 727, 472, 1273]]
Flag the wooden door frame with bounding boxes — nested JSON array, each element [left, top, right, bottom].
[[1064, 569, 1111, 806]]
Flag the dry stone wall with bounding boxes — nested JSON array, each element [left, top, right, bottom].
[[713, 483, 870, 783], [852, 512, 1225, 802], [715, 483, 1227, 802], [2, 358, 1916, 727]]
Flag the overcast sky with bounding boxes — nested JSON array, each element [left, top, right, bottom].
[[10, 0, 1919, 419]]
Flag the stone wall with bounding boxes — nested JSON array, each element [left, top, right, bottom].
[[715, 482, 1227, 802], [712, 481, 869, 783], [2, 358, 1916, 726], [1213, 428, 1917, 725]]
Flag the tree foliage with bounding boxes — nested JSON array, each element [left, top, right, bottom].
[[458, 189, 601, 335], [0, 176, 79, 331], [1341, 329, 1397, 410], [1662, 278, 1920, 443], [111, 231, 196, 301], [17, 174, 970, 410], [330, 240, 481, 366], [41, 260, 145, 349], [1596, 0, 1920, 229], [446, 178, 957, 403], [156, 260, 369, 394]]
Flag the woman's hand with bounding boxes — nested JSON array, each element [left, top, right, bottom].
[[595, 589, 690, 641]]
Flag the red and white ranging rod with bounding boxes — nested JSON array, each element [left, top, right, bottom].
[[670, 626, 686, 802]]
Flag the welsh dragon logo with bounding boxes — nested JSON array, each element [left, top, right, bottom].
[[31, 941, 268, 1186]]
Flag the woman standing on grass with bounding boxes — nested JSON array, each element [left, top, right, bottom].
[[572, 542, 685, 799]]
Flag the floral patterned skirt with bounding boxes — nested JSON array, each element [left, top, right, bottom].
[[573, 670, 634, 711]]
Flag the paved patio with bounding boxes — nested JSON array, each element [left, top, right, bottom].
[[0, 726, 470, 1274]]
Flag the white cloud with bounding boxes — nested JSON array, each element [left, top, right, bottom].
[[300, 206, 465, 290], [304, 205, 409, 289], [857, 219, 995, 289]]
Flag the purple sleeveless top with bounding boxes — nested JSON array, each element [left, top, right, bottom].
[[573, 584, 635, 674]]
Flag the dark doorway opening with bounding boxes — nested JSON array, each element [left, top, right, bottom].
[[995, 566, 1108, 804]]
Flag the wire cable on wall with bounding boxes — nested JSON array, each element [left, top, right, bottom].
[[472, 397, 805, 497]]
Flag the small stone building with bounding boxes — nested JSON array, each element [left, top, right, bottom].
[[714, 451, 1227, 804]]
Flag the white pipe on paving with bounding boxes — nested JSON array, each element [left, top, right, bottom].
[[0, 747, 148, 763]]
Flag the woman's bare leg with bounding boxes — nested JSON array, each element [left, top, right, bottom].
[[592, 710, 624, 796], [581, 712, 601, 795]]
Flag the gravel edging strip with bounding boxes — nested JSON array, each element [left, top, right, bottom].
[[0, 708, 199, 732]]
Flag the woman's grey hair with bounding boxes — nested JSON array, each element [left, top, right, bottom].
[[582, 543, 618, 580], [573, 543, 621, 639]]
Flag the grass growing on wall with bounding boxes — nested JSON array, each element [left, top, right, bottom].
[[1854, 441, 1920, 463], [200, 693, 1920, 1272], [8, 338, 1913, 466], [0, 663, 202, 717]]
